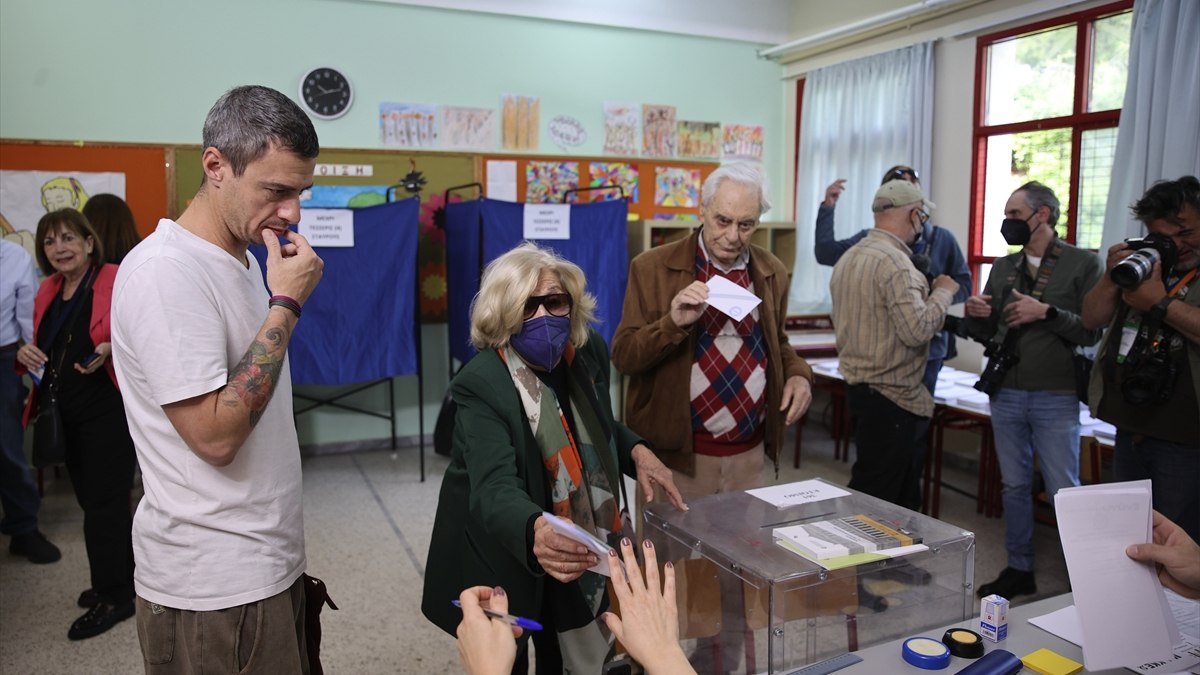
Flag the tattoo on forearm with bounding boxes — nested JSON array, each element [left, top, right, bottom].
[[221, 326, 288, 427]]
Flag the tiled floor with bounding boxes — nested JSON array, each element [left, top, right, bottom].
[[0, 407, 1072, 674]]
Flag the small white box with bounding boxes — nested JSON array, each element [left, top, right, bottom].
[[979, 594, 1009, 642]]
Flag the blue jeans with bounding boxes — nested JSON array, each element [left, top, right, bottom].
[[1113, 429, 1200, 543], [989, 388, 1080, 571], [0, 349, 40, 536]]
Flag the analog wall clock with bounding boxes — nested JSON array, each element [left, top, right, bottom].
[[299, 67, 353, 120]]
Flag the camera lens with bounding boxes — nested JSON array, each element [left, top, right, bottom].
[[1111, 249, 1161, 289]]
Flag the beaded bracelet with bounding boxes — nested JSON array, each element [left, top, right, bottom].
[[269, 295, 302, 318]]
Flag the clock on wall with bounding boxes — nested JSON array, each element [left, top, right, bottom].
[[299, 67, 353, 120]]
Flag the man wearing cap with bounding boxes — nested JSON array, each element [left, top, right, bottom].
[[830, 179, 959, 510], [815, 166, 971, 393]]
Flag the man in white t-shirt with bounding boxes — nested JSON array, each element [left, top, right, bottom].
[[111, 85, 323, 673]]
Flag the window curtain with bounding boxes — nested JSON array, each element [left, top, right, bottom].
[[1099, 0, 1200, 249], [789, 41, 935, 313]]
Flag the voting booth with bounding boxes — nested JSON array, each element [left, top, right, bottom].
[[643, 479, 975, 674]]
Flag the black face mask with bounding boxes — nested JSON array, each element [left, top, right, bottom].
[[1001, 216, 1037, 246]]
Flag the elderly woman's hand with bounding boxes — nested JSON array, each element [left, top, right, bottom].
[[632, 445, 688, 512], [533, 516, 599, 583]]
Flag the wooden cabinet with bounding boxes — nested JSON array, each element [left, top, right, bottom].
[[626, 220, 797, 274]]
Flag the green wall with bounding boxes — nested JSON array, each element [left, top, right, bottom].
[[1, 0, 785, 447]]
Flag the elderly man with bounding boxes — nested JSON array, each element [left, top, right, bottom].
[[112, 86, 323, 672], [965, 181, 1102, 600], [815, 165, 971, 393], [613, 162, 813, 501], [830, 180, 958, 512], [1082, 176, 1200, 543], [614, 162, 812, 673]]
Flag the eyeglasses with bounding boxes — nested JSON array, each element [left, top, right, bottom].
[[523, 292, 572, 319], [887, 167, 919, 183], [915, 208, 931, 225]]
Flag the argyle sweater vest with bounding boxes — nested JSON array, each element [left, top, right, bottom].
[[691, 251, 767, 456]]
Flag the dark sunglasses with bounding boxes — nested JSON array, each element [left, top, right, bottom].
[[886, 167, 919, 183], [523, 292, 572, 319]]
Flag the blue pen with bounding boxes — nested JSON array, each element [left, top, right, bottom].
[[451, 600, 544, 631]]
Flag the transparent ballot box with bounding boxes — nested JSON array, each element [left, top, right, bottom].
[[642, 479, 975, 674]]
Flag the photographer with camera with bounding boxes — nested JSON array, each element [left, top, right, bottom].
[[830, 180, 958, 511], [1081, 176, 1200, 543], [964, 182, 1103, 601]]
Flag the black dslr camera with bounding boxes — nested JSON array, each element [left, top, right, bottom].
[[943, 316, 1020, 396], [1111, 233, 1177, 289]]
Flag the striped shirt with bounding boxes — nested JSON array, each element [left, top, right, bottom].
[[830, 229, 954, 417]]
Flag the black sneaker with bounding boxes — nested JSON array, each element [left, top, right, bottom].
[[8, 530, 62, 564], [977, 567, 1037, 599], [78, 588, 100, 609], [67, 599, 135, 640]]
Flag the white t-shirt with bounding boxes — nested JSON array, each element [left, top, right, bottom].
[[111, 219, 305, 611]]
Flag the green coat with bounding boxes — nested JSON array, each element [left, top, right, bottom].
[[421, 330, 642, 637]]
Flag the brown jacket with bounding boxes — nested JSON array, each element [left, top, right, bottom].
[[612, 230, 812, 476]]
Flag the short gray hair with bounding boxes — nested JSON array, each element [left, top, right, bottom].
[[202, 85, 319, 178], [1016, 181, 1060, 225], [701, 163, 771, 215]]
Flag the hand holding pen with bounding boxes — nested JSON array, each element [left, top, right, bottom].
[[453, 586, 538, 675]]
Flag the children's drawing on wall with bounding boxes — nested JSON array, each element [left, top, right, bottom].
[[722, 124, 764, 162], [501, 94, 540, 151], [380, 102, 439, 148], [0, 170, 125, 237], [525, 162, 578, 204], [602, 102, 639, 156], [587, 162, 638, 203], [642, 105, 677, 158], [677, 121, 721, 160], [300, 185, 390, 209], [441, 106, 497, 151], [654, 167, 700, 208]]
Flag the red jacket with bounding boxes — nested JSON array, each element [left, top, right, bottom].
[[19, 263, 120, 426]]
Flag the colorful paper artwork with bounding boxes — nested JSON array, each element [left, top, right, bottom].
[[586, 162, 638, 203], [301, 185, 389, 209], [654, 167, 700, 208], [652, 213, 698, 220], [441, 106, 496, 150], [0, 170, 126, 237], [602, 102, 640, 156], [722, 124, 764, 161], [642, 104, 677, 157], [677, 121, 721, 159], [501, 94, 540, 151], [525, 162, 579, 204], [380, 102, 439, 148]]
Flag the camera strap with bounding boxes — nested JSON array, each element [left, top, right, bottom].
[[1113, 267, 1197, 368], [1005, 239, 1065, 301]]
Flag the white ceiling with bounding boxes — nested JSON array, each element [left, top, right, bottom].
[[353, 0, 797, 44]]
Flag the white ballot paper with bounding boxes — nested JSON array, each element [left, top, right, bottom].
[[746, 479, 850, 508], [1055, 479, 1177, 671], [705, 275, 761, 320], [541, 512, 617, 577]]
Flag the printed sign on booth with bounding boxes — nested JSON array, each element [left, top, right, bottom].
[[298, 209, 354, 247]]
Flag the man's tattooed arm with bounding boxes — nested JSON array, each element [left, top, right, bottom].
[[162, 309, 299, 467], [220, 325, 289, 428]]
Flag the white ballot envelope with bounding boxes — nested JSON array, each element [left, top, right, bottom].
[[1054, 479, 1177, 671], [705, 275, 761, 320], [541, 512, 619, 577]]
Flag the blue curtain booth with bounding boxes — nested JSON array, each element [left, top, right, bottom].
[[250, 198, 420, 385], [444, 198, 629, 364]]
